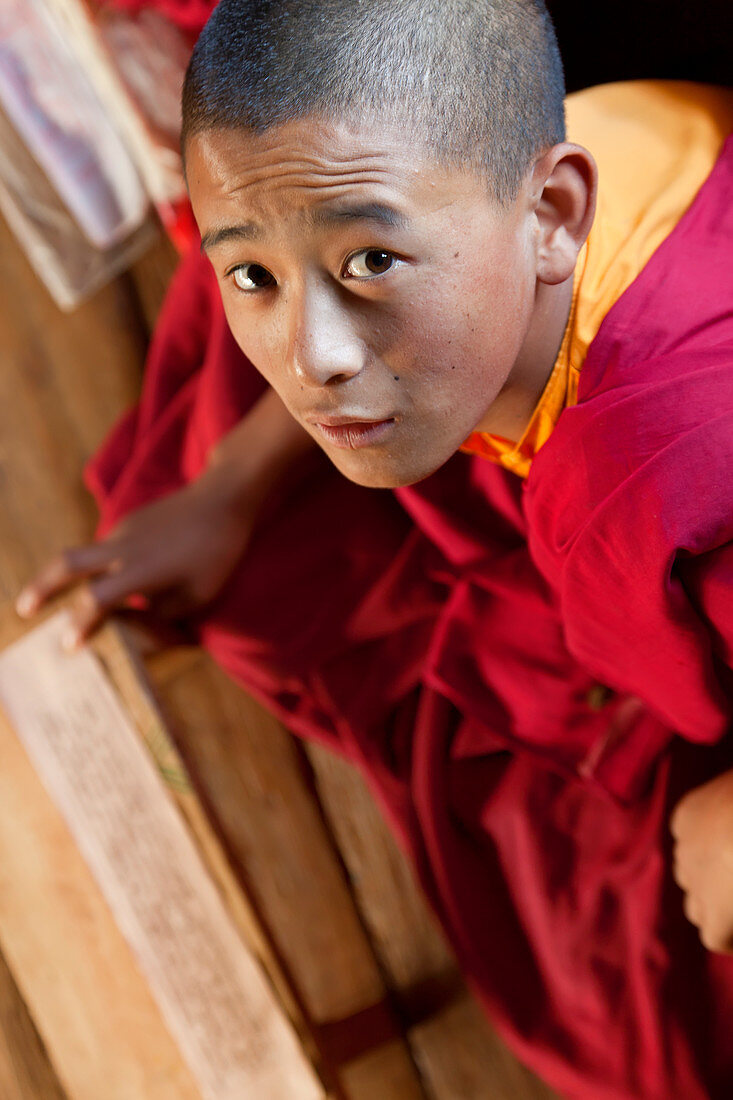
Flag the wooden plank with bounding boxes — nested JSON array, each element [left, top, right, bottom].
[[0, 948, 70, 1100], [152, 655, 430, 1098], [92, 619, 329, 1084], [412, 992, 559, 1100], [0, 215, 146, 594], [153, 658, 386, 1018], [339, 1041, 426, 1100], [305, 743, 455, 988], [0, 216, 152, 1094], [0, 639, 204, 1099], [306, 745, 559, 1099]]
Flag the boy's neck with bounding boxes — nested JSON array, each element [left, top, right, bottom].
[[476, 275, 575, 442]]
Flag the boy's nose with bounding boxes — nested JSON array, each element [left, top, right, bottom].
[[287, 284, 366, 387]]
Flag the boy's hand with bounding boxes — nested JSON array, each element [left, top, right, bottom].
[[15, 471, 257, 652], [670, 767, 733, 954]]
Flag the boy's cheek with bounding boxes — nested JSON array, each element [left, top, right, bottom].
[[224, 318, 275, 385]]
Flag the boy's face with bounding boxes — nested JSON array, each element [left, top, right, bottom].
[[186, 115, 545, 487]]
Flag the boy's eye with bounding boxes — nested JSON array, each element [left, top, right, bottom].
[[343, 249, 395, 278], [231, 263, 276, 291]]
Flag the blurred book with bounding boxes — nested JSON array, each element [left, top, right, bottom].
[[0, 0, 194, 311], [49, 0, 196, 247], [0, 97, 155, 311]]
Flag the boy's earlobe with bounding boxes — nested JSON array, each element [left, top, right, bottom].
[[532, 143, 598, 286]]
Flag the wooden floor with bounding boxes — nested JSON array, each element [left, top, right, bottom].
[[0, 213, 558, 1100]]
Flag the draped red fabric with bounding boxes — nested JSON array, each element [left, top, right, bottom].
[[106, 0, 216, 36], [84, 138, 733, 1098]]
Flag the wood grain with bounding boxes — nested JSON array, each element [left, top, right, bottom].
[[151, 655, 428, 1098], [306, 744, 559, 1099], [0, 949, 69, 1100], [0, 652, 204, 1100]]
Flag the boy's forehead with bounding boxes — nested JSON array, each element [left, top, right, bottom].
[[186, 115, 494, 228]]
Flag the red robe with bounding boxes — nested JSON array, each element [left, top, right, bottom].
[[85, 136, 733, 1098]]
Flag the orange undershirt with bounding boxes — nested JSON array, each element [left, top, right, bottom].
[[460, 80, 733, 479]]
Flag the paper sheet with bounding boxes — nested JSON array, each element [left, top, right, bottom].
[[0, 611, 325, 1100]]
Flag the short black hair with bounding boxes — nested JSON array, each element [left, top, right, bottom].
[[182, 0, 566, 203]]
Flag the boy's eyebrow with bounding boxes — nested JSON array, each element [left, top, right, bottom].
[[200, 201, 408, 254], [310, 201, 409, 230], [200, 223, 260, 253]]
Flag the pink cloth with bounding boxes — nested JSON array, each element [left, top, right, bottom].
[[84, 137, 733, 1098]]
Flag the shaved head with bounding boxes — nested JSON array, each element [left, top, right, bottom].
[[182, 0, 566, 203]]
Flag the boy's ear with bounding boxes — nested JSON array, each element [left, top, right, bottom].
[[529, 143, 597, 286]]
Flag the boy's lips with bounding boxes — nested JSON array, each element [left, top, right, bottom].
[[304, 412, 395, 426], [305, 413, 398, 449]]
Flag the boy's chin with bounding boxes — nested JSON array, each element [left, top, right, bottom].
[[326, 447, 447, 490]]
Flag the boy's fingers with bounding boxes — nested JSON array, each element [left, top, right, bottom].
[[63, 566, 162, 651], [16, 542, 123, 616], [62, 580, 123, 651]]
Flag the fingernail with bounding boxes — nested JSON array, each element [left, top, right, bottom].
[[62, 628, 81, 653], [15, 591, 36, 617]]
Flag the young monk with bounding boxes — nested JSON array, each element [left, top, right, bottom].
[[15, 1, 733, 1096]]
